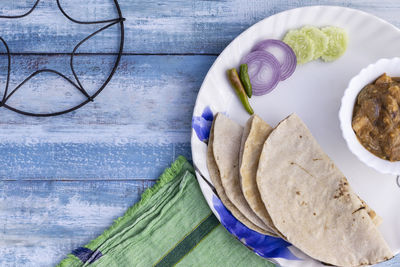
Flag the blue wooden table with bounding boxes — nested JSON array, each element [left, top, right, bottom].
[[0, 0, 399, 266]]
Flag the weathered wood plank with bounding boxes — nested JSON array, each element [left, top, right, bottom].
[[0, 142, 191, 179], [0, 54, 214, 139], [0, 54, 211, 179], [1, 0, 400, 54], [0, 180, 154, 266]]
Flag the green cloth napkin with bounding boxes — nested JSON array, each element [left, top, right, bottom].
[[58, 156, 274, 267]]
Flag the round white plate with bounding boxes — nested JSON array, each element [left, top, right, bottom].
[[191, 5, 400, 266]]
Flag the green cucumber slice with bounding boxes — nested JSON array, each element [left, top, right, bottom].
[[321, 26, 348, 62], [301, 26, 328, 60], [283, 29, 314, 64]]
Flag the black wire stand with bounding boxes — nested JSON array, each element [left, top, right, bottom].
[[0, 0, 125, 117]]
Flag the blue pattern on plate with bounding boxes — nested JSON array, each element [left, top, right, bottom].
[[195, 105, 298, 260], [212, 195, 299, 260], [71, 247, 102, 264], [192, 106, 213, 142]]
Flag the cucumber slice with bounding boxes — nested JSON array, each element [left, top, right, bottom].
[[283, 29, 314, 64], [301, 26, 328, 60], [321, 26, 348, 62]]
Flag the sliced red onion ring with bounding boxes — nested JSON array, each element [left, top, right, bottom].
[[241, 50, 281, 96], [252, 39, 297, 81]]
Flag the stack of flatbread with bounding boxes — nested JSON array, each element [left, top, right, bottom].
[[206, 112, 393, 266]]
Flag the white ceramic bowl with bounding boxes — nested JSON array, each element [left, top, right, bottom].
[[339, 57, 400, 175]]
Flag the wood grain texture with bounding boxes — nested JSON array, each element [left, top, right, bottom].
[[0, 0, 399, 266], [0, 55, 214, 141], [0, 180, 154, 266], [0, 142, 191, 180], [1, 0, 400, 54], [0, 54, 212, 180]]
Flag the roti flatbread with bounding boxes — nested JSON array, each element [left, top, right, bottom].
[[239, 115, 280, 237], [357, 196, 382, 226], [206, 113, 268, 234], [256, 114, 393, 266]]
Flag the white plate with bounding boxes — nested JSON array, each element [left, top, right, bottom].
[[191, 6, 400, 267]]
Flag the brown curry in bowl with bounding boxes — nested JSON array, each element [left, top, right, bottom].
[[352, 73, 400, 161]]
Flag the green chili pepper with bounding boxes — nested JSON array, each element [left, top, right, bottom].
[[227, 68, 254, 115], [239, 64, 252, 98]]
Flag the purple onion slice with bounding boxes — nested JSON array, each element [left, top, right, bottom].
[[241, 50, 281, 96], [252, 39, 297, 81]]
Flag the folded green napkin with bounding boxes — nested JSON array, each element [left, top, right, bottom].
[[58, 156, 274, 267]]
